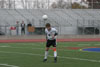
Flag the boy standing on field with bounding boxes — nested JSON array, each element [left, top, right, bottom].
[[43, 23, 58, 63]]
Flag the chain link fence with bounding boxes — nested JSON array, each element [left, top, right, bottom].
[[77, 19, 100, 35], [0, 19, 100, 36]]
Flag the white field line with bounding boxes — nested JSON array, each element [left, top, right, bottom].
[[0, 46, 79, 52], [18, 43, 45, 46], [0, 46, 77, 53], [0, 63, 19, 67], [0, 46, 44, 49], [0, 46, 10, 47], [0, 51, 100, 63], [0, 46, 100, 53]]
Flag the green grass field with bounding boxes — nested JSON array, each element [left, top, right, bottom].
[[0, 42, 100, 67]]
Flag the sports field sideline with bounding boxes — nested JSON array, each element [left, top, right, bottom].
[[0, 41, 100, 67]]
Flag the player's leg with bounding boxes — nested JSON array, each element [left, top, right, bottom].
[[53, 47, 57, 63], [43, 40, 51, 62], [43, 47, 49, 62], [53, 40, 57, 63]]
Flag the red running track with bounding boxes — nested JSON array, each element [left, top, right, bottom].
[[0, 38, 100, 43]]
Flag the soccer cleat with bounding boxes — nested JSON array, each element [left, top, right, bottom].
[[54, 57, 57, 63], [43, 59, 47, 62]]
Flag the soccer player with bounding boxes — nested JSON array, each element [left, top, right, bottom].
[[43, 23, 58, 63]]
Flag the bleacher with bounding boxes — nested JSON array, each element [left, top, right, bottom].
[[0, 9, 100, 27]]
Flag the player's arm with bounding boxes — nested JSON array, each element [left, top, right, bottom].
[[54, 32, 58, 36], [45, 29, 48, 40], [52, 29, 58, 39], [54, 29, 58, 36]]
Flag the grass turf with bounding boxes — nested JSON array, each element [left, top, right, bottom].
[[0, 42, 100, 67]]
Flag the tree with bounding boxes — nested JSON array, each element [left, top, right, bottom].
[[8, 0, 14, 9], [21, 0, 25, 8], [87, 0, 100, 9], [51, 2, 57, 8], [51, 0, 71, 9], [72, 2, 88, 9], [21, 0, 36, 9], [57, 0, 68, 9], [0, 0, 5, 8], [0, 0, 15, 9], [20, 0, 48, 9]]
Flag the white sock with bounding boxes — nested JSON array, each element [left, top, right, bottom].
[[54, 51, 57, 58], [44, 51, 48, 59]]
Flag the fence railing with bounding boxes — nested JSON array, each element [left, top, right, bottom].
[[0, 19, 100, 36]]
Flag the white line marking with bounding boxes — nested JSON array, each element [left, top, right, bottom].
[[0, 63, 19, 67], [17, 43, 43, 46], [0, 46, 100, 53], [0, 46, 10, 47], [57, 56, 100, 63], [0, 46, 44, 49], [0, 51, 100, 63], [0, 46, 80, 52]]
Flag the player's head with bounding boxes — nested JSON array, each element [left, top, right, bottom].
[[45, 23, 51, 31]]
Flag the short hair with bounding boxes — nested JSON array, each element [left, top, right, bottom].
[[45, 23, 51, 27]]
